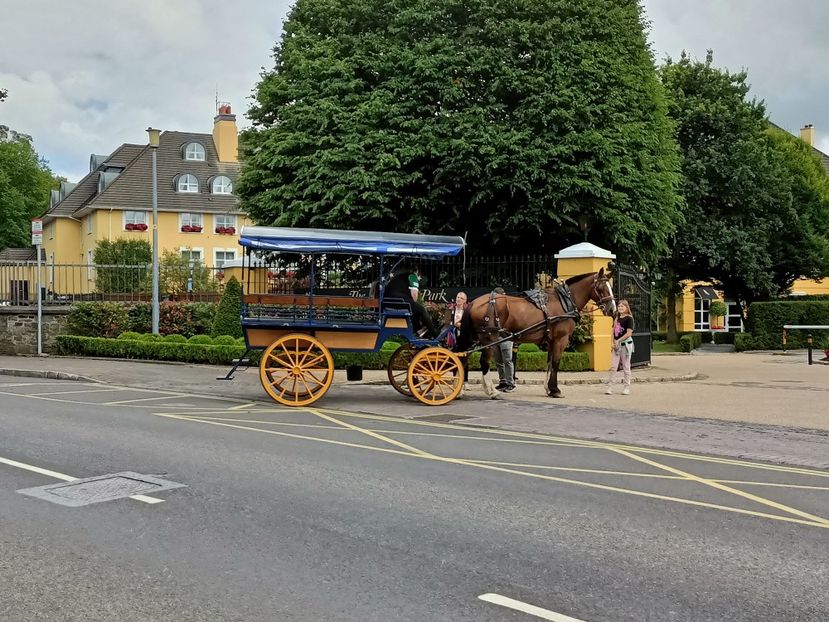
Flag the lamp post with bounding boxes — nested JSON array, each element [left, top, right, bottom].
[[147, 127, 161, 334]]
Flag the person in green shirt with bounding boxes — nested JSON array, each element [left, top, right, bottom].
[[384, 263, 438, 338]]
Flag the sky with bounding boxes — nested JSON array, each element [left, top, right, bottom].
[[2, 0, 828, 182]]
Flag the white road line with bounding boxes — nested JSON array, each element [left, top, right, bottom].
[[478, 594, 585, 621], [0, 455, 163, 505], [103, 394, 188, 406], [31, 388, 129, 396]]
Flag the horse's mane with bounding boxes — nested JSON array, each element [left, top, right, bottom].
[[564, 272, 594, 285]]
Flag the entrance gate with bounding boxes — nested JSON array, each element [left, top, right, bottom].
[[613, 265, 652, 367]]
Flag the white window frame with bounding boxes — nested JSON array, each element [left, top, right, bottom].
[[177, 173, 199, 193], [184, 143, 205, 161], [725, 301, 744, 333], [211, 175, 233, 195], [86, 215, 93, 234], [213, 248, 236, 268], [214, 214, 236, 230], [180, 212, 203, 230], [123, 210, 147, 228], [180, 247, 204, 265], [694, 298, 710, 331]]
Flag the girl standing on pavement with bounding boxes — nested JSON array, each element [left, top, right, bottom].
[[606, 299, 634, 395]]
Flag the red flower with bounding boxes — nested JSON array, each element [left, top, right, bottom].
[[137, 223, 148, 231], [125, 223, 135, 231], [227, 227, 236, 235]]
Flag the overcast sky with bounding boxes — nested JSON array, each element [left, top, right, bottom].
[[2, 0, 828, 182]]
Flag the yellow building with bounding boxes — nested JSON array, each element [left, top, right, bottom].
[[32, 105, 250, 297]]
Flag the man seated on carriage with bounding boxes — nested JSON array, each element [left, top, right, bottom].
[[385, 263, 439, 338]]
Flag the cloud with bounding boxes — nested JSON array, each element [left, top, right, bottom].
[[642, 0, 829, 146], [0, 0, 291, 180], [3, 0, 828, 182]]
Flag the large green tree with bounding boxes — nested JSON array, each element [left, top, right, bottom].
[[238, 0, 682, 264], [0, 138, 54, 250], [659, 52, 829, 340]]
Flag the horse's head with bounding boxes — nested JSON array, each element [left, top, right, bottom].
[[590, 267, 616, 316]]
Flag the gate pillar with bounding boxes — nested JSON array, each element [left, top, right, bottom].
[[555, 243, 616, 372]]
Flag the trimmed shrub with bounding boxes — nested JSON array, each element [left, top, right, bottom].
[[518, 343, 541, 352], [188, 335, 214, 345], [191, 302, 217, 335], [734, 333, 756, 351], [713, 332, 736, 345], [381, 340, 401, 351], [127, 303, 152, 333], [679, 334, 694, 352], [56, 335, 255, 366], [163, 334, 188, 343], [236, 337, 246, 346], [211, 276, 243, 338], [651, 331, 667, 342], [67, 302, 128, 338], [213, 335, 237, 346], [744, 301, 829, 350], [118, 331, 142, 341], [54, 336, 592, 372]]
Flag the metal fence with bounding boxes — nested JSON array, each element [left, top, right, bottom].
[[1, 254, 561, 306], [0, 261, 227, 305]]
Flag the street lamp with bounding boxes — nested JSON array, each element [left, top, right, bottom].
[[147, 127, 160, 334]]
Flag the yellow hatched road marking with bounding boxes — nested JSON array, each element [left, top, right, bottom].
[[307, 409, 436, 458], [611, 448, 829, 526], [157, 412, 829, 530]]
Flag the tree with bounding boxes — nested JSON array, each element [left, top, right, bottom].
[[763, 127, 829, 292], [238, 0, 682, 265], [211, 276, 243, 338], [159, 250, 216, 296], [0, 138, 54, 249], [0, 88, 7, 102], [93, 239, 152, 293], [659, 52, 789, 340]]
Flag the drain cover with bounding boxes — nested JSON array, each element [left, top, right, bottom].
[[18, 472, 185, 507], [414, 414, 475, 423]]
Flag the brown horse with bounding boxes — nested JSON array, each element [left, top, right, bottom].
[[455, 269, 616, 398]]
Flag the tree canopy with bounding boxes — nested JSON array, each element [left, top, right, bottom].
[[660, 52, 829, 311], [238, 0, 682, 264], [0, 138, 55, 250]]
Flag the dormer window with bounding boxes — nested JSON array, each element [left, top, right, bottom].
[[184, 142, 205, 161], [177, 173, 199, 193], [211, 175, 233, 195]]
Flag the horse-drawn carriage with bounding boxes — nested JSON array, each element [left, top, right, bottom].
[[226, 226, 617, 407], [228, 226, 468, 407]]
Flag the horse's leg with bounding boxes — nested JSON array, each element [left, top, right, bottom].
[[480, 347, 498, 398], [546, 338, 566, 398]]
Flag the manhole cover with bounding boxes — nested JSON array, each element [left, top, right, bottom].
[[18, 472, 185, 507], [414, 414, 475, 423]]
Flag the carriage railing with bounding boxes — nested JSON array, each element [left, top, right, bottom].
[[242, 293, 382, 326]]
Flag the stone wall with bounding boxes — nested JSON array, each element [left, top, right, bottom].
[[0, 307, 70, 355]]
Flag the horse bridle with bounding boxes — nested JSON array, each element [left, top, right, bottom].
[[591, 274, 615, 315]]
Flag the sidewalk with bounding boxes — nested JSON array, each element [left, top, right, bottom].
[[1, 351, 827, 431]]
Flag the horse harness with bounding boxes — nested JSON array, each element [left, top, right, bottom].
[[480, 283, 582, 345]]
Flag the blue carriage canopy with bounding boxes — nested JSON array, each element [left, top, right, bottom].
[[238, 226, 465, 257]]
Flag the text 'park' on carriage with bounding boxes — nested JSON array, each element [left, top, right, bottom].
[[225, 226, 468, 407]]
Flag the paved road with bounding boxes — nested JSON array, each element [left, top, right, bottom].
[[2, 376, 828, 621]]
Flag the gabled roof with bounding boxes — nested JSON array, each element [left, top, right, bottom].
[[42, 131, 242, 222]]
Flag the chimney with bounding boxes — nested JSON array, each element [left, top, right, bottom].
[[213, 103, 238, 163], [800, 124, 815, 146]]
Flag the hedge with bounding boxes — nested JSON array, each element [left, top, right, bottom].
[[744, 301, 829, 350], [734, 334, 756, 352], [678, 332, 703, 352], [67, 301, 219, 338], [55, 336, 591, 371]]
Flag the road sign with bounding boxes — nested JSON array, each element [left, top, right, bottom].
[[31, 219, 43, 246]]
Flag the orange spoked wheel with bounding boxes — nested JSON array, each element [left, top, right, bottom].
[[407, 347, 464, 406], [259, 333, 334, 407], [387, 344, 415, 397]]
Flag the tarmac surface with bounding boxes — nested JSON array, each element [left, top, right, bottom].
[[1, 374, 827, 621]]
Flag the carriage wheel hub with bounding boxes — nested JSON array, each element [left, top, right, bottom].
[[292, 366, 302, 376]]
